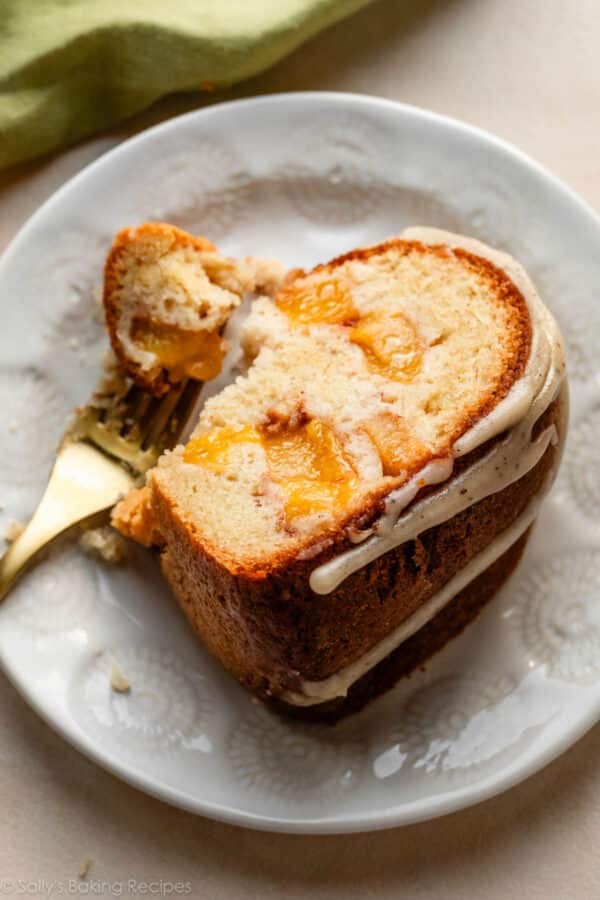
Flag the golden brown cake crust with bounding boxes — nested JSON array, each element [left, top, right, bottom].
[[153, 398, 559, 713]]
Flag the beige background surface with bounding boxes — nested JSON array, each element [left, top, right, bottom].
[[2, 0, 600, 896]]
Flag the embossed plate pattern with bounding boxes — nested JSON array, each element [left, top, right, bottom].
[[0, 94, 598, 833]]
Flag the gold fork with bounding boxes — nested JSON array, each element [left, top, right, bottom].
[[0, 362, 202, 600]]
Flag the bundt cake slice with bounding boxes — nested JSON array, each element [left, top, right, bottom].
[[103, 222, 284, 395], [113, 228, 567, 719]]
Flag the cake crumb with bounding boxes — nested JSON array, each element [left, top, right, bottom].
[[245, 256, 286, 296], [7, 419, 18, 433], [112, 486, 161, 548], [110, 662, 131, 694], [79, 526, 127, 563], [4, 519, 25, 542], [79, 858, 93, 881], [68, 336, 79, 351]]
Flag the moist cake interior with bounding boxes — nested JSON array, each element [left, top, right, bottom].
[[149, 238, 530, 574]]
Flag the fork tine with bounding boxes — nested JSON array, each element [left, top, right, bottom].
[[168, 379, 205, 441], [123, 386, 153, 428], [101, 384, 147, 431], [142, 379, 199, 450]]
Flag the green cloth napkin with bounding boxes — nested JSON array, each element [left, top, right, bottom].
[[0, 0, 371, 170]]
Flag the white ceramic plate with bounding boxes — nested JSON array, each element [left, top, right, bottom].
[[0, 93, 599, 834]]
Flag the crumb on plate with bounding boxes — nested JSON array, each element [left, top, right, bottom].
[[79, 526, 127, 563], [109, 662, 131, 694]]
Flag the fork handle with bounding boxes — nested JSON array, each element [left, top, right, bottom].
[[0, 442, 134, 601]]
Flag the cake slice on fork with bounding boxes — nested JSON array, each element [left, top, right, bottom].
[[103, 222, 284, 395]]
